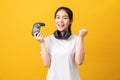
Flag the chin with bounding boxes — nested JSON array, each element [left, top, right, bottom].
[[57, 28, 65, 32], [57, 28, 64, 31]]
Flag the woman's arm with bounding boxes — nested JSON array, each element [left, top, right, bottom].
[[34, 32, 51, 68], [40, 42, 51, 68], [75, 29, 88, 65]]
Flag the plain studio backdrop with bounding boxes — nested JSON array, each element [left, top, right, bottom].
[[0, 0, 120, 80]]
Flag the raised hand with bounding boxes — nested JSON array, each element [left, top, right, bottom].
[[79, 29, 88, 38]]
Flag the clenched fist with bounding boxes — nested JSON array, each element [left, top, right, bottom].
[[79, 29, 88, 38]]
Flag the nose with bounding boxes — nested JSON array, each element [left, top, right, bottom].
[[59, 18, 63, 22]]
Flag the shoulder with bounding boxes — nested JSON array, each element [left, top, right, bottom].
[[45, 34, 54, 41], [71, 34, 79, 38], [44, 34, 55, 44], [69, 34, 79, 41]]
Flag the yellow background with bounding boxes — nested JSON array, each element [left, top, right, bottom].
[[0, 0, 120, 80]]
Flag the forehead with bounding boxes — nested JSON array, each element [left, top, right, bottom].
[[56, 9, 68, 16]]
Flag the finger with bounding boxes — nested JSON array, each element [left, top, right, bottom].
[[36, 33, 40, 37], [35, 34, 40, 39], [40, 35, 43, 40], [35, 36, 39, 40], [81, 29, 88, 33], [37, 33, 43, 40], [34, 32, 39, 37], [39, 33, 43, 38]]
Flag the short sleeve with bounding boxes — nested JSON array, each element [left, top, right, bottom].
[[75, 36, 79, 53], [44, 36, 51, 55]]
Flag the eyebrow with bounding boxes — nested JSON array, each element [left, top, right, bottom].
[[56, 15, 69, 17]]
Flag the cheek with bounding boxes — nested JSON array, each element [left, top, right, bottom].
[[65, 20, 71, 25], [55, 19, 56, 22], [55, 20, 58, 27], [55, 19, 57, 24]]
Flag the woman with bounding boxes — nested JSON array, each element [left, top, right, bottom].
[[34, 6, 88, 80]]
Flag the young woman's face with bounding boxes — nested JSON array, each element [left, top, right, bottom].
[[55, 9, 72, 32]]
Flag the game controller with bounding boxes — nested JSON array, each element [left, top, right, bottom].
[[31, 22, 45, 36]]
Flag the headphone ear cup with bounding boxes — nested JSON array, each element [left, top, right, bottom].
[[63, 30, 71, 39], [63, 31, 67, 39], [54, 30, 62, 39]]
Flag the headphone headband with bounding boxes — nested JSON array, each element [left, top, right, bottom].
[[54, 30, 71, 39]]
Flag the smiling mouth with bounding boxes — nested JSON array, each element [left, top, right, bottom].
[[58, 24, 65, 27]]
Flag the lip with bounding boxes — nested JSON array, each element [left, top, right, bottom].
[[58, 23, 64, 27], [56, 23, 65, 30]]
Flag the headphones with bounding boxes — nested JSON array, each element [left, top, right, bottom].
[[54, 30, 71, 39]]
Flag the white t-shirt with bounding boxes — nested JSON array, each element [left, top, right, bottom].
[[45, 34, 80, 80]]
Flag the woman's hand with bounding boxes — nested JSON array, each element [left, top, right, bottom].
[[34, 32, 44, 43], [79, 29, 88, 38]]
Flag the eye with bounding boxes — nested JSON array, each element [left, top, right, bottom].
[[64, 17, 68, 19], [56, 16, 60, 19], [63, 17, 69, 20]]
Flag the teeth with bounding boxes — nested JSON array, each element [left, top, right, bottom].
[[58, 24, 64, 26]]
